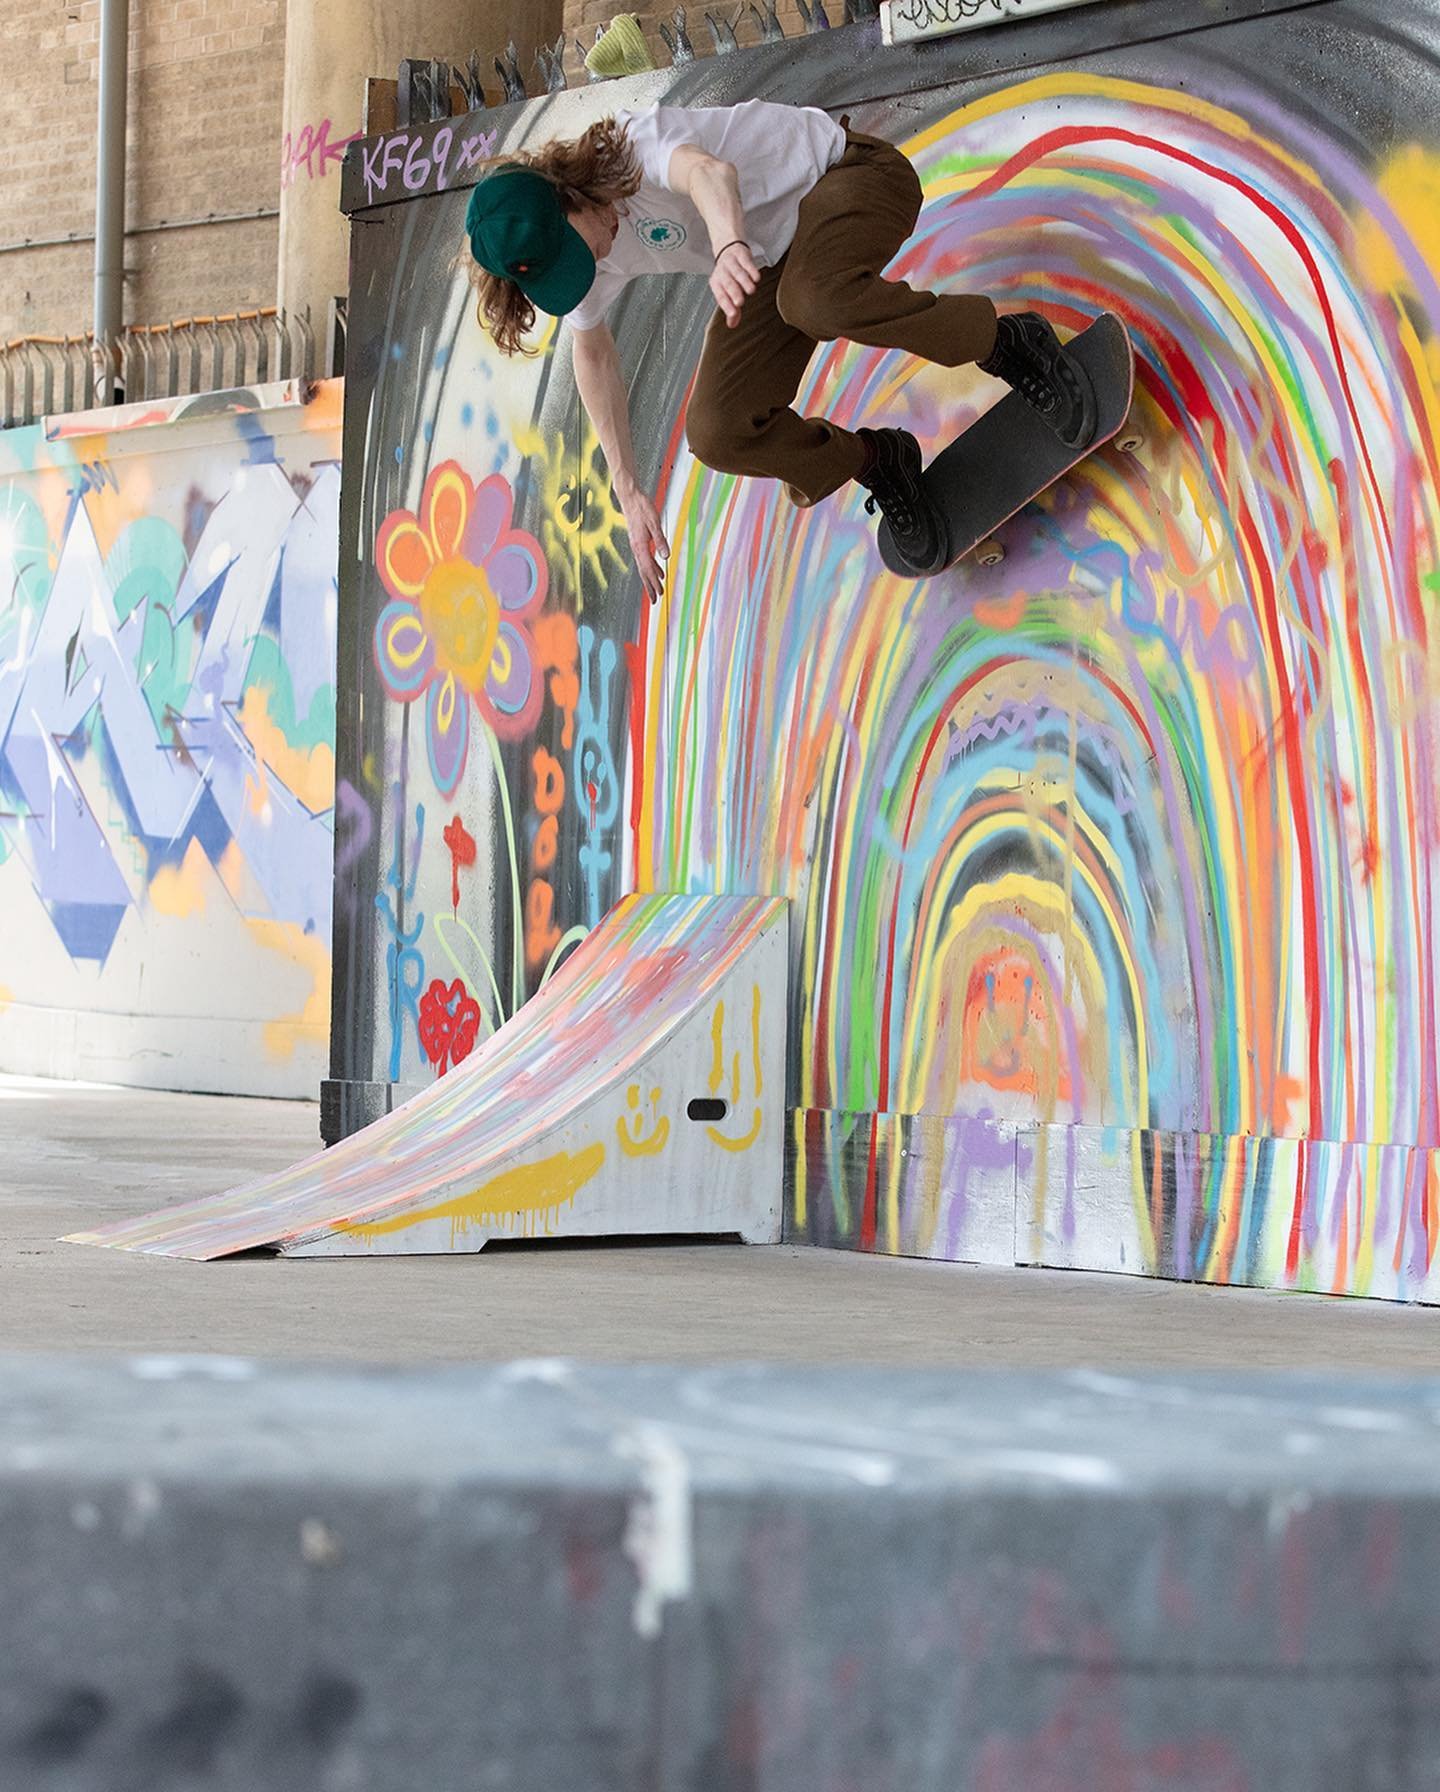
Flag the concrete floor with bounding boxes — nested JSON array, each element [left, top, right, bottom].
[[2, 1072, 1437, 1367]]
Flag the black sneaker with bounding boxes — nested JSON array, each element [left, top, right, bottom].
[[979, 312, 1097, 450], [857, 427, 945, 571]]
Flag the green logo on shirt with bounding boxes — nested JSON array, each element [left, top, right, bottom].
[[636, 217, 687, 251]]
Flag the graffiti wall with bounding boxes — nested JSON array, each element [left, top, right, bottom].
[[0, 382, 341, 1098], [333, 0, 1440, 1300]]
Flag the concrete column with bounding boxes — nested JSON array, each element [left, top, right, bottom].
[[277, 0, 563, 358]]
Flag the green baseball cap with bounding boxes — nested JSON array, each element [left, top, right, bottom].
[[465, 166, 596, 318]]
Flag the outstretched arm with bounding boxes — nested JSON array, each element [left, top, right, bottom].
[[666, 145, 760, 327], [571, 321, 669, 602]]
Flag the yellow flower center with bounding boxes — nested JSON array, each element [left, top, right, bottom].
[[419, 556, 500, 694]]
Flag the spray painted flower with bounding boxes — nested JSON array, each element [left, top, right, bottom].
[[373, 462, 546, 796], [418, 976, 482, 1076]]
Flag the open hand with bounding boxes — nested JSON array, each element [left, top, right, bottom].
[[618, 485, 670, 603], [709, 241, 760, 328]]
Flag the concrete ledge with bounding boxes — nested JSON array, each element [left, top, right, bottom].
[[4, 1359, 1440, 1788], [0, 1000, 325, 1102]]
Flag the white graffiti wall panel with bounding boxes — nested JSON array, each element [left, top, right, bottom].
[[0, 383, 342, 1097]]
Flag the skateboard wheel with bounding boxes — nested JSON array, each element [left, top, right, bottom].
[[975, 538, 1005, 568]]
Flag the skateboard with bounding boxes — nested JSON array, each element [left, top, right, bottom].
[[876, 312, 1137, 578]]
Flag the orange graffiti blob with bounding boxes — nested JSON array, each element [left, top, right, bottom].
[[534, 612, 580, 749], [147, 837, 212, 918], [961, 952, 1071, 1103], [238, 686, 336, 815], [526, 746, 566, 969], [972, 589, 1027, 631]]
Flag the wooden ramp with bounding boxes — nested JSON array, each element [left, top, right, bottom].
[[65, 894, 788, 1259]]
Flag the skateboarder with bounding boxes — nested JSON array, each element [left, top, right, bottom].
[[462, 101, 1096, 596]]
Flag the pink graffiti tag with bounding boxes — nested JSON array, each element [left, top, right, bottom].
[[359, 125, 499, 205], [281, 118, 362, 189]]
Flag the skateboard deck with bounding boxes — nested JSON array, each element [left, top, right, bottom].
[[877, 312, 1136, 578]]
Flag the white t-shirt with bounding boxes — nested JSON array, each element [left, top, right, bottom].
[[566, 100, 847, 330]]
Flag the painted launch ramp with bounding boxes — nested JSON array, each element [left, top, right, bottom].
[[65, 894, 788, 1259]]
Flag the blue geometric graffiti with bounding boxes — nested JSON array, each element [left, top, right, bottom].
[[0, 458, 338, 964]]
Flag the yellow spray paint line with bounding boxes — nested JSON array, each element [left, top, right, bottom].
[[341, 1144, 605, 1241]]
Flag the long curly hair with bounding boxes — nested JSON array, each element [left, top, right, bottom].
[[459, 117, 641, 356]]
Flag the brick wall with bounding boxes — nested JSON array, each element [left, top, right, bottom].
[[2, 0, 845, 345], [4, 0, 284, 342]]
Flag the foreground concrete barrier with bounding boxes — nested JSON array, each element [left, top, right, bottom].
[[3, 1358, 1439, 1789]]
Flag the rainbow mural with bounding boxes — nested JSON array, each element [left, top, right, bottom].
[[332, 2, 1440, 1299], [639, 73, 1440, 1297]]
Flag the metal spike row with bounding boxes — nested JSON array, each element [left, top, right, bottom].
[[493, 41, 527, 102], [440, 0, 867, 116], [705, 8, 742, 53], [396, 57, 452, 129], [659, 7, 696, 62], [396, 58, 419, 129], [452, 49, 486, 112], [535, 34, 568, 92], [748, 0, 784, 40], [430, 57, 453, 118]]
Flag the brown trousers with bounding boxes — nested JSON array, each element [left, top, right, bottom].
[[685, 130, 998, 506]]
